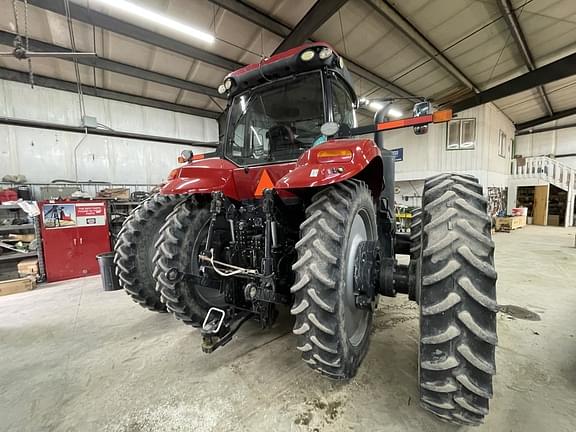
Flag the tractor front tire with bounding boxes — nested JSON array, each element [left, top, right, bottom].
[[419, 174, 497, 426], [154, 199, 226, 326], [291, 179, 377, 379], [114, 194, 182, 312]]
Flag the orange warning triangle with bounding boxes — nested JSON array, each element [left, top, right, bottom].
[[254, 169, 274, 197]]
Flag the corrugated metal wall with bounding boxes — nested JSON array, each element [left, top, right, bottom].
[[0, 80, 218, 184]]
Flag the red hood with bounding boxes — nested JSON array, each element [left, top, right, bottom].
[[160, 157, 296, 201]]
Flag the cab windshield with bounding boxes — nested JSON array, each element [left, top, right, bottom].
[[225, 72, 326, 166]]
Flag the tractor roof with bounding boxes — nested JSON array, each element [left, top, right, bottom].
[[218, 42, 355, 100]]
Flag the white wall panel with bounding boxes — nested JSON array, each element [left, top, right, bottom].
[[388, 104, 513, 188], [1, 80, 81, 125], [515, 125, 576, 170], [559, 156, 576, 168], [555, 129, 576, 155], [0, 80, 218, 185]]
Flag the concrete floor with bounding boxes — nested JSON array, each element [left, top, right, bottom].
[[1, 226, 576, 432]]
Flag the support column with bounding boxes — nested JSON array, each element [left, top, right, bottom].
[[507, 182, 517, 214], [566, 170, 575, 227]]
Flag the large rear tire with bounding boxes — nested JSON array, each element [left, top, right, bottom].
[[408, 207, 422, 302], [114, 194, 182, 312], [154, 198, 227, 326], [291, 179, 377, 379], [419, 174, 497, 426]]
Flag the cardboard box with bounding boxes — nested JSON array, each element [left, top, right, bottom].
[[0, 277, 35, 296], [17, 258, 38, 278], [97, 188, 130, 200], [8, 233, 36, 242], [512, 207, 528, 216]]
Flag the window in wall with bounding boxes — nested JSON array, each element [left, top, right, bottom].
[[498, 129, 507, 158], [447, 118, 476, 150]]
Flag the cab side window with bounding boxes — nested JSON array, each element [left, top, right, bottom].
[[331, 78, 356, 129]]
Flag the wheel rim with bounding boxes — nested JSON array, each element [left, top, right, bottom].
[[344, 208, 373, 346], [191, 221, 227, 306]]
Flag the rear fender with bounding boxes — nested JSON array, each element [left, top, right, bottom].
[[275, 139, 383, 198], [160, 158, 238, 198]]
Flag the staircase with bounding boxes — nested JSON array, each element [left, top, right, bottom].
[[511, 156, 575, 191], [510, 156, 575, 227]]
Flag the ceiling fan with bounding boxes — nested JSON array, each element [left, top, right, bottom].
[[0, 34, 97, 59], [0, 0, 97, 87]]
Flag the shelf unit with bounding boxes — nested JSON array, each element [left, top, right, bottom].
[[0, 224, 34, 232], [0, 251, 37, 262], [107, 200, 145, 244], [0, 204, 45, 281]]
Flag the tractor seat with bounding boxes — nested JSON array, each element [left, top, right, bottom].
[[267, 125, 299, 158]]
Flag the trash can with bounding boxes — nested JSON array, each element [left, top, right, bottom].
[[96, 252, 121, 291]]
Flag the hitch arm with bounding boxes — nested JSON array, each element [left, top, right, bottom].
[[165, 268, 223, 290], [201, 307, 252, 353]]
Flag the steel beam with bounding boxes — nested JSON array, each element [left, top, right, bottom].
[[516, 107, 576, 131], [0, 31, 222, 99], [0, 116, 218, 147], [516, 122, 576, 136], [497, 0, 553, 116], [209, 0, 415, 98], [210, 0, 290, 37], [0, 68, 220, 119], [451, 52, 576, 112], [364, 0, 479, 93], [274, 0, 349, 54], [26, 0, 242, 71]]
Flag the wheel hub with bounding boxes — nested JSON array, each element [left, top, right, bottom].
[[352, 240, 380, 309], [344, 211, 374, 346]]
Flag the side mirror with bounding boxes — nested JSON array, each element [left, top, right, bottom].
[[413, 101, 432, 135], [320, 122, 340, 137], [178, 149, 193, 163]]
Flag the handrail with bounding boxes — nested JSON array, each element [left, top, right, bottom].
[[511, 156, 575, 192]]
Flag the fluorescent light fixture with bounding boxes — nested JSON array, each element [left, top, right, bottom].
[[95, 0, 215, 43], [388, 108, 403, 118], [368, 101, 384, 111]]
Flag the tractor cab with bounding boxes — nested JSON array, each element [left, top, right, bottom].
[[219, 43, 357, 167]]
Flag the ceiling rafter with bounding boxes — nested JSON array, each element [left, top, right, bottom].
[[516, 106, 576, 131], [363, 0, 479, 93], [273, 0, 349, 54], [450, 52, 576, 113], [25, 0, 242, 71], [497, 0, 554, 116]]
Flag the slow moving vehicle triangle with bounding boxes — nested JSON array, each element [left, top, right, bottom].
[[254, 169, 274, 197]]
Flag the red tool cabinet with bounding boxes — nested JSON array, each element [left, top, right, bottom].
[[39, 200, 111, 282]]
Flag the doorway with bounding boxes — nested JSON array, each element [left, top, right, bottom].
[[547, 184, 568, 226], [516, 185, 549, 225]]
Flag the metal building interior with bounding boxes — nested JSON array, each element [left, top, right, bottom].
[[0, 1, 575, 431]]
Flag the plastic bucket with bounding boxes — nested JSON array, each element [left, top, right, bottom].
[[96, 252, 121, 291]]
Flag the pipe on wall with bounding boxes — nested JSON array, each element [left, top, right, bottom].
[[0, 116, 218, 148]]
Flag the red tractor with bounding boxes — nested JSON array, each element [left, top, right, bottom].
[[114, 42, 497, 426]]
